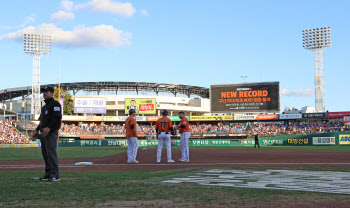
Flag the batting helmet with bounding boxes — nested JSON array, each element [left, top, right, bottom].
[[162, 109, 168, 115]]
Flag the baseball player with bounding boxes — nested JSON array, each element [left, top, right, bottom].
[[155, 110, 175, 163], [177, 111, 190, 162], [125, 109, 139, 164]]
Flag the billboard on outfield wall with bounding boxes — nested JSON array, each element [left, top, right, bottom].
[[339, 135, 350, 145], [74, 98, 106, 114], [210, 82, 280, 113], [313, 137, 336, 145], [287, 138, 309, 145], [125, 98, 156, 114]]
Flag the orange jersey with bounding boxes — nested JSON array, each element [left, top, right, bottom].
[[179, 117, 190, 133], [156, 117, 173, 132], [125, 116, 137, 138]]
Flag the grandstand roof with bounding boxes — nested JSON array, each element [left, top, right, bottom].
[[0, 81, 209, 101]]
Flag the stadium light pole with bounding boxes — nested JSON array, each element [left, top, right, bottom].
[[241, 76, 248, 83], [303, 27, 331, 112], [23, 34, 51, 118]]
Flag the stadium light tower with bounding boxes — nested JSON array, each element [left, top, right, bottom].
[[23, 34, 51, 117], [303, 27, 331, 112]]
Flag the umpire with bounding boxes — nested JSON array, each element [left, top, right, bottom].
[[32, 86, 62, 182]]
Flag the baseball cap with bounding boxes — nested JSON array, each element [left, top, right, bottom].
[[162, 109, 168, 115], [129, 109, 136, 114], [43, 86, 54, 93]]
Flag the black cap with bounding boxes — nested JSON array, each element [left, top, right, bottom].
[[129, 109, 136, 115], [162, 109, 168, 115], [43, 86, 54, 93]]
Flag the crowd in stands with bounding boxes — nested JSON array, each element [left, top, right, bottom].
[[59, 120, 347, 138], [0, 120, 30, 144], [0, 119, 347, 144]]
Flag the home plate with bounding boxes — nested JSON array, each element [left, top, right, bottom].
[[75, 162, 93, 166]]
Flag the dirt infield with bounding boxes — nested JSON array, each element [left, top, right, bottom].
[[1, 148, 350, 172]]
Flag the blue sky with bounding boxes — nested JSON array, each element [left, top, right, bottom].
[[0, 0, 349, 112]]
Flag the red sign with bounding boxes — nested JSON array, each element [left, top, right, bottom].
[[256, 114, 279, 120], [139, 104, 154, 111], [328, 112, 350, 118], [344, 116, 350, 126]]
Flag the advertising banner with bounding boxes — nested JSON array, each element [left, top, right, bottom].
[[62, 115, 102, 121], [287, 138, 309, 145], [168, 116, 190, 121], [302, 113, 327, 119], [279, 114, 302, 119], [74, 98, 106, 114], [339, 135, 350, 145], [125, 98, 156, 114], [312, 137, 336, 145], [103, 116, 147, 122], [262, 139, 284, 145], [234, 115, 257, 120], [328, 112, 350, 118], [344, 116, 350, 126], [210, 82, 280, 113], [254, 121, 284, 125], [147, 116, 161, 121], [190, 115, 233, 121], [256, 114, 279, 120]]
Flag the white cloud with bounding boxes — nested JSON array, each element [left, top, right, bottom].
[[2, 13, 36, 29], [1, 23, 131, 48], [23, 13, 37, 26], [281, 88, 314, 96], [140, 9, 149, 16], [75, 0, 135, 17], [61, 0, 74, 11], [50, 11, 75, 22]]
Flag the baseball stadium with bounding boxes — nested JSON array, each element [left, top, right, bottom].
[[1, 80, 350, 207], [1, 1, 350, 208]]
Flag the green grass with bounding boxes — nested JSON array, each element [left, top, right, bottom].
[[1, 169, 350, 207], [0, 148, 124, 161], [0, 145, 349, 161]]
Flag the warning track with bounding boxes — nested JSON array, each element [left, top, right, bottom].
[[0, 148, 350, 172]]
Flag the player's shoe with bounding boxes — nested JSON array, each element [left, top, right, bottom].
[[183, 160, 190, 163], [127, 161, 132, 164], [156, 161, 161, 163], [178, 159, 185, 162], [48, 177, 60, 182], [131, 160, 139, 164], [167, 159, 175, 163], [39, 176, 50, 181]]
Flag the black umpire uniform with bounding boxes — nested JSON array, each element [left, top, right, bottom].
[[35, 86, 62, 181], [254, 134, 260, 149]]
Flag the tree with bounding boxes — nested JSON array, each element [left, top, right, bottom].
[[53, 86, 74, 115]]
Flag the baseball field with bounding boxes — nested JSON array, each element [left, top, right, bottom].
[[1, 146, 350, 208]]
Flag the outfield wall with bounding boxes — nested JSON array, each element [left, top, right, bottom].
[[57, 132, 350, 147], [1, 132, 349, 148]]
